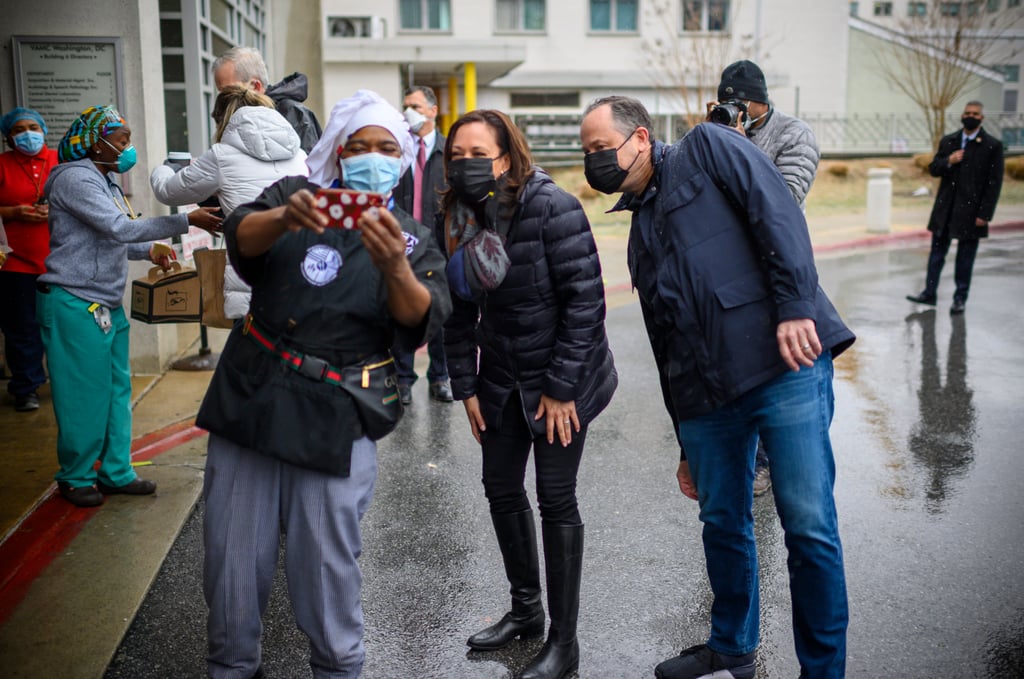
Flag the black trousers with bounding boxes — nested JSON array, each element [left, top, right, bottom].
[[0, 271, 46, 397], [925, 230, 980, 303], [394, 328, 447, 384], [481, 393, 587, 525]]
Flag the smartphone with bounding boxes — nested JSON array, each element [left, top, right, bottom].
[[314, 188, 386, 229]]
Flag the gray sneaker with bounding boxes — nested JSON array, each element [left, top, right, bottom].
[[654, 644, 756, 679], [14, 392, 40, 412], [752, 465, 772, 497]]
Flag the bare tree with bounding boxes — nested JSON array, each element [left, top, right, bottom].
[[874, 1, 1019, 150], [640, 0, 754, 129]]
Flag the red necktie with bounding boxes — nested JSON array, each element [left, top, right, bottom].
[[413, 138, 427, 223]]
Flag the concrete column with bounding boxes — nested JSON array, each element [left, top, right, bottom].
[[866, 167, 893, 234]]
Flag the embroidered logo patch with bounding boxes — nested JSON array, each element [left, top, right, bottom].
[[301, 244, 342, 286], [402, 231, 419, 256]]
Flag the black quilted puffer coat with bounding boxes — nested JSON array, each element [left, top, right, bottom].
[[442, 169, 617, 435]]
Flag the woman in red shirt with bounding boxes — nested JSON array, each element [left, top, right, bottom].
[[0, 107, 57, 411]]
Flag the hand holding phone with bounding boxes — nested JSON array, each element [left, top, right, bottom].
[[314, 188, 386, 229]]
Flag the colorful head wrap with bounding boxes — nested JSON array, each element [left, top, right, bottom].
[[58, 105, 127, 163], [306, 89, 414, 188], [0, 107, 47, 137]]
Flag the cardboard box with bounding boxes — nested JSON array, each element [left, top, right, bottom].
[[130, 262, 201, 324]]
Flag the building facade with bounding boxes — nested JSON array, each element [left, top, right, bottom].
[[0, 0, 1019, 369], [0, 0, 310, 371], [847, 0, 1024, 146], [321, 0, 849, 135]]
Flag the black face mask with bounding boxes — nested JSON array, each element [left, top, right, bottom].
[[584, 129, 639, 194], [961, 116, 982, 132], [449, 157, 498, 204]]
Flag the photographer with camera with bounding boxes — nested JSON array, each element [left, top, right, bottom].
[[580, 96, 853, 679], [708, 60, 820, 209], [708, 60, 822, 498]]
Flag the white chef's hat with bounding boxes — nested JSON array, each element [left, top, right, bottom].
[[306, 89, 415, 187]]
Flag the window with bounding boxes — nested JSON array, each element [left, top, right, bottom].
[[400, 0, 451, 31], [329, 17, 375, 37], [873, 2, 893, 15], [510, 92, 580, 107], [1009, 0, 1020, 7], [940, 2, 962, 15], [908, 1, 927, 15], [590, 0, 639, 31], [161, 0, 265, 153], [496, 0, 546, 31], [683, 0, 731, 31], [996, 64, 1020, 82], [1005, 89, 1018, 112], [967, 0, 981, 14], [849, 1, 859, 16], [987, 0, 1000, 10]]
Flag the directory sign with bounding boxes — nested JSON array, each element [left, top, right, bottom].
[[12, 36, 126, 149]]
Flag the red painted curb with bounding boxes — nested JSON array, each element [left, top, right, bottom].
[[0, 420, 207, 627], [814, 220, 1024, 254]]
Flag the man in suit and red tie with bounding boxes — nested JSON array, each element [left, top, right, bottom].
[[393, 85, 453, 404]]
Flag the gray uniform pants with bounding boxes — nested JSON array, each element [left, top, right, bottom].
[[203, 433, 377, 678]]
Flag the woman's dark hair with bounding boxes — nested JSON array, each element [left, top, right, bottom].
[[440, 109, 534, 215]]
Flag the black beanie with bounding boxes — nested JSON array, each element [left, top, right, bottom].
[[718, 60, 769, 104]]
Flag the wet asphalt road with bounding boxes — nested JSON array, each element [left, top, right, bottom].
[[106, 235, 1024, 678]]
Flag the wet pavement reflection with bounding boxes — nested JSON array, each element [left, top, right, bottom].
[[906, 310, 976, 514], [107, 235, 1024, 678]]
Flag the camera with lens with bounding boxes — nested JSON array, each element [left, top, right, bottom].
[[708, 100, 748, 127]]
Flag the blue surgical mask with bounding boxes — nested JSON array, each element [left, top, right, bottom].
[[99, 137, 138, 173], [340, 153, 402, 194], [12, 130, 45, 156]]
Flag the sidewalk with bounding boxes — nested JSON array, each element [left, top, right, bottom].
[[1, 205, 1023, 677]]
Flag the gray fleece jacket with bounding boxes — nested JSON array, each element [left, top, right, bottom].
[[40, 159, 188, 308], [747, 106, 820, 207]]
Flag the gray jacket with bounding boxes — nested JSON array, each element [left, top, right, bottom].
[[747, 107, 820, 206], [40, 159, 188, 308]]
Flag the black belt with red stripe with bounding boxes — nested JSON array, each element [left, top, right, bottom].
[[242, 313, 392, 388]]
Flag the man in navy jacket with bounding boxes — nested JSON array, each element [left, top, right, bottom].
[[580, 96, 854, 679]]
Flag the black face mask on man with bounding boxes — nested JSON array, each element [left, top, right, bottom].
[[584, 129, 640, 194], [449, 157, 498, 204], [961, 116, 982, 132]]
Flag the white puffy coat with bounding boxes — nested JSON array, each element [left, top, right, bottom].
[[150, 106, 309, 318]]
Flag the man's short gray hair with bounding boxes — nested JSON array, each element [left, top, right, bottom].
[[404, 85, 438, 107], [584, 96, 654, 139], [213, 47, 270, 88], [965, 100, 984, 110]]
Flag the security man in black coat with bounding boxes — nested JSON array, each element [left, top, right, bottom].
[[907, 100, 1004, 314], [392, 85, 453, 403]]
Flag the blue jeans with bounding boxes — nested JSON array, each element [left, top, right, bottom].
[[678, 354, 847, 679]]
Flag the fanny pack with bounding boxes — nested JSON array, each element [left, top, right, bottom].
[[243, 314, 403, 440]]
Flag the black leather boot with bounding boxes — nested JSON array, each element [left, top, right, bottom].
[[518, 523, 584, 679], [467, 510, 546, 651]]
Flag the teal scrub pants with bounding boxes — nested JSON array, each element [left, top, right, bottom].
[[37, 285, 137, 488]]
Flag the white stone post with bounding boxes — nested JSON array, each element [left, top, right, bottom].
[[866, 167, 893, 234]]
